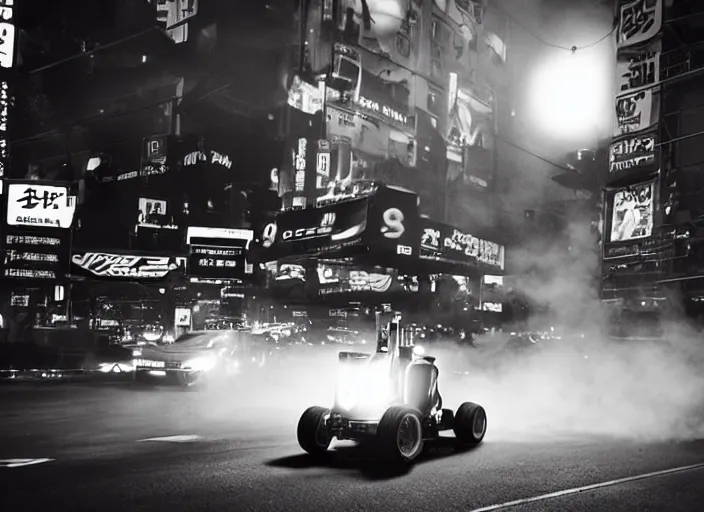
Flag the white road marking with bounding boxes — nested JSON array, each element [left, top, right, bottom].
[[470, 462, 704, 511], [138, 435, 203, 443], [0, 458, 54, 468]]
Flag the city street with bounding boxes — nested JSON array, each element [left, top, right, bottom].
[[2, 382, 703, 512]]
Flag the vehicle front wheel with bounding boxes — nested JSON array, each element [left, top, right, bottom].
[[377, 406, 425, 463], [297, 406, 331, 455], [454, 402, 487, 445]]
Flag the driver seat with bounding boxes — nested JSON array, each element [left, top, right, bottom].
[[404, 359, 442, 413]]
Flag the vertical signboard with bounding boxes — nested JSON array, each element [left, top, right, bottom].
[[2, 181, 76, 281], [0, 0, 17, 182], [0, 80, 9, 179], [617, 0, 663, 49], [0, 0, 17, 69]]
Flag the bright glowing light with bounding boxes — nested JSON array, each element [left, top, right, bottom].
[[527, 49, 612, 141], [336, 360, 392, 411], [413, 345, 426, 356], [142, 332, 161, 342]]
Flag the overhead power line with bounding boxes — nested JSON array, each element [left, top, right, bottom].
[[28, 28, 160, 75], [495, 3, 617, 53], [495, 134, 571, 171]]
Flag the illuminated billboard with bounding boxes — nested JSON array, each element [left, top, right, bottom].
[[609, 180, 654, 243]]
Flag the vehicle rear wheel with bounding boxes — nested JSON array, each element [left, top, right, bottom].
[[377, 406, 424, 463], [297, 406, 331, 455], [454, 402, 487, 445]]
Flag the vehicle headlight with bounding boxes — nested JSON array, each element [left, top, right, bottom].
[[99, 362, 134, 373], [142, 332, 161, 342], [182, 357, 216, 372], [336, 362, 392, 411]]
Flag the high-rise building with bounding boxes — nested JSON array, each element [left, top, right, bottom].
[[602, 0, 704, 334], [282, 0, 508, 237]]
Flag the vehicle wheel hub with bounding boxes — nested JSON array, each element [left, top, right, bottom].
[[472, 409, 486, 438], [396, 414, 422, 458]]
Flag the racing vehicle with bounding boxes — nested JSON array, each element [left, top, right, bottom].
[[133, 328, 278, 387], [297, 305, 487, 463]]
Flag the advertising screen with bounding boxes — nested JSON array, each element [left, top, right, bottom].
[[317, 261, 418, 297], [7, 182, 76, 229], [2, 231, 69, 281], [419, 218, 505, 272], [610, 181, 654, 242], [72, 252, 186, 280], [608, 132, 657, 178], [259, 197, 369, 259], [186, 227, 254, 280], [137, 197, 177, 230], [255, 185, 420, 264]]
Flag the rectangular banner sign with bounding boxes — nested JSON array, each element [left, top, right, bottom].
[[259, 197, 370, 259], [2, 230, 69, 281], [617, 0, 662, 49], [616, 39, 661, 94], [71, 252, 186, 279], [263, 185, 420, 262], [137, 197, 177, 230], [317, 262, 418, 296], [604, 234, 674, 260], [609, 180, 654, 243], [608, 131, 657, 176], [186, 227, 254, 280], [6, 182, 76, 229], [614, 88, 659, 137], [420, 218, 505, 271]]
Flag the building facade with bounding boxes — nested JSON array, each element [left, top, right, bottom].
[[282, 0, 508, 239], [602, 0, 704, 334]]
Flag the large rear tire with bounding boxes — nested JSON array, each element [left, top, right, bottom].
[[297, 406, 331, 455], [377, 406, 425, 463], [454, 402, 487, 445]]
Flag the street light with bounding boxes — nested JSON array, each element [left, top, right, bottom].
[[526, 48, 612, 142]]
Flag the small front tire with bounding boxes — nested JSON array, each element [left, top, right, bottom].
[[454, 402, 487, 445], [297, 406, 331, 455], [377, 406, 425, 463]]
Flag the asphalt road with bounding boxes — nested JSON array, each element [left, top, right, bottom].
[[1, 377, 703, 512]]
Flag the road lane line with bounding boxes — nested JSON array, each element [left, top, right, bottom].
[[138, 435, 203, 443], [0, 458, 54, 468], [469, 462, 704, 511]]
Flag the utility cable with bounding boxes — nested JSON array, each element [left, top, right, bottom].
[[495, 3, 617, 53], [495, 134, 572, 171], [28, 28, 161, 75]]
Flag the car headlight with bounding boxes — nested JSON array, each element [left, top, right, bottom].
[[142, 332, 162, 342], [336, 362, 393, 411], [182, 357, 216, 372], [99, 362, 134, 373]]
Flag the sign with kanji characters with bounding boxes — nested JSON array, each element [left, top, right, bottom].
[[6, 183, 77, 229]]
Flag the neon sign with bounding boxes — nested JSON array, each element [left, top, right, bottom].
[[0, 80, 8, 177], [0, 0, 16, 69]]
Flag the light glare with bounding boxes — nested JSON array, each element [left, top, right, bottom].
[[528, 50, 611, 141]]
